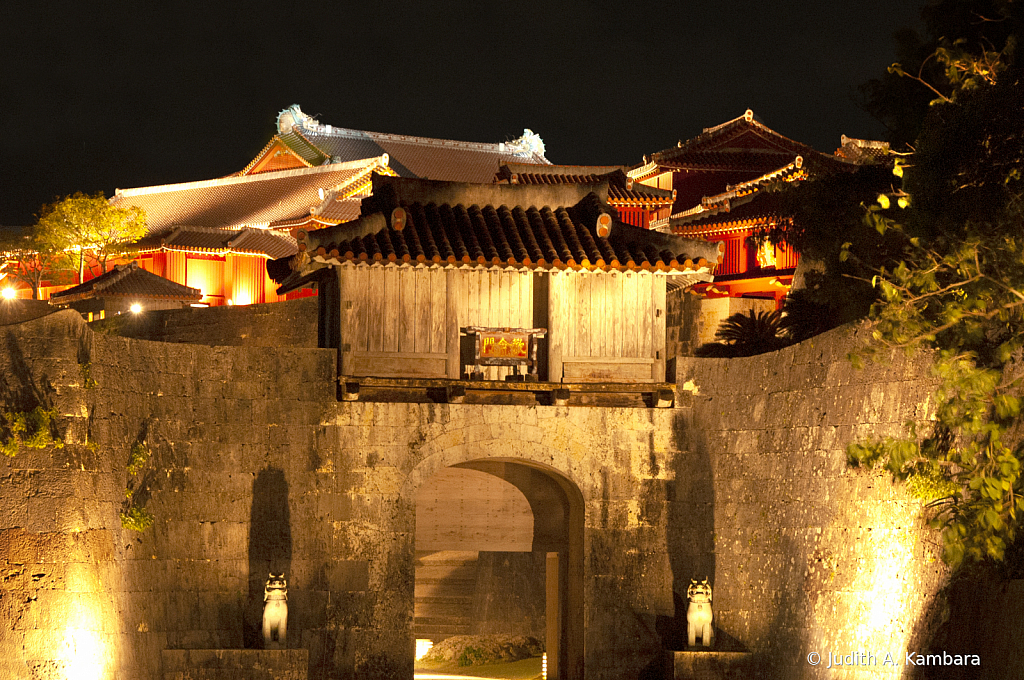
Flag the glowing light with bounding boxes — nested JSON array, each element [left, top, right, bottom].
[[542, 652, 547, 680], [877, 194, 891, 209], [415, 639, 434, 660], [130, 303, 142, 314], [233, 292, 251, 306], [835, 513, 938, 678], [60, 601, 107, 680], [1, 288, 15, 300], [62, 627, 105, 680]]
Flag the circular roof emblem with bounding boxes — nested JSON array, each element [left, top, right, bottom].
[[391, 207, 407, 231]]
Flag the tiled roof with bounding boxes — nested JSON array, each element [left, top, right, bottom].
[[272, 104, 551, 184], [665, 157, 806, 228], [496, 164, 675, 207], [629, 109, 842, 180], [134, 226, 298, 260], [834, 135, 891, 163], [273, 176, 721, 292], [311, 196, 363, 223], [666, 192, 792, 238], [111, 158, 389, 233], [49, 262, 202, 304]]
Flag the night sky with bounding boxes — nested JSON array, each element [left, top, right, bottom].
[[1, 1, 924, 227]]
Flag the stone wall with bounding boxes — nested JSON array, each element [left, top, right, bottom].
[[0, 313, 952, 680], [89, 296, 319, 348], [665, 288, 778, 360], [0, 311, 336, 680], [674, 324, 949, 678]]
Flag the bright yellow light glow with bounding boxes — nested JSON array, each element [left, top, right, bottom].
[[841, 518, 932, 676], [542, 652, 547, 680], [2, 288, 16, 300], [415, 639, 434, 660], [130, 303, 142, 314], [877, 194, 891, 209], [61, 603, 107, 680], [233, 292, 251, 306]]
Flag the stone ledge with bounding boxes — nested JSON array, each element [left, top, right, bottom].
[[162, 649, 308, 680], [673, 651, 757, 680]]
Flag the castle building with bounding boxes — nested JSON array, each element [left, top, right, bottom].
[[629, 110, 888, 307], [272, 174, 720, 385], [105, 105, 554, 308]]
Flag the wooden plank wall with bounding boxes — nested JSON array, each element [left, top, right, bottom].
[[339, 264, 450, 377], [336, 263, 666, 382], [451, 269, 534, 380], [548, 270, 666, 382], [338, 265, 533, 379]]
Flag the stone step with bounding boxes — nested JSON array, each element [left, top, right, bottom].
[[414, 616, 472, 639], [415, 595, 473, 605], [415, 580, 476, 597], [414, 564, 478, 580], [415, 601, 473, 618]]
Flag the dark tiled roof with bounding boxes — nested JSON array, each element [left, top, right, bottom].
[[273, 105, 552, 183], [280, 177, 720, 281], [496, 164, 675, 207], [50, 262, 202, 304], [312, 196, 363, 223], [111, 159, 387, 233], [134, 226, 298, 260], [834, 136, 891, 163], [668, 192, 792, 237], [630, 109, 843, 180], [666, 158, 805, 227]]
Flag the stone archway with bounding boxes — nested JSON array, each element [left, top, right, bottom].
[[411, 458, 584, 680]]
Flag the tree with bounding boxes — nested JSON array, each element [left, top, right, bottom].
[[694, 309, 786, 357], [860, 0, 1023, 148], [843, 4, 1024, 567], [35, 192, 146, 284], [0, 227, 72, 300]]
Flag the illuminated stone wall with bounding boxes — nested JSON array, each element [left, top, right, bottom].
[[675, 323, 949, 679], [0, 312, 127, 680], [88, 295, 319, 348], [0, 311, 950, 680]]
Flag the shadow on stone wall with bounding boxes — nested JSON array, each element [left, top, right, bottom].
[[658, 411, 718, 652], [246, 467, 293, 648], [1, 323, 57, 411]]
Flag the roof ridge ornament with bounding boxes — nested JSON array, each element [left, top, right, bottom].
[[505, 129, 546, 159], [277, 104, 319, 134]]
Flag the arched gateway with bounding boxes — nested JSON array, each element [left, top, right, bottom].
[[411, 459, 585, 680]]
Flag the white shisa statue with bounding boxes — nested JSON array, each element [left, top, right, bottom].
[[263, 573, 288, 649], [686, 578, 714, 648]]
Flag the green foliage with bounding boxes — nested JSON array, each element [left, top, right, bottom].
[[849, 10, 1024, 567], [0, 226, 74, 300], [1, 406, 63, 456], [860, 0, 1024, 148], [79, 362, 98, 389], [695, 308, 786, 357], [457, 646, 486, 667], [35, 191, 146, 284], [127, 441, 150, 476], [119, 506, 154, 533], [121, 439, 153, 532], [778, 287, 843, 343]]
